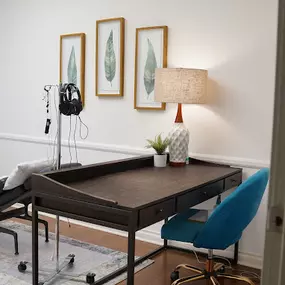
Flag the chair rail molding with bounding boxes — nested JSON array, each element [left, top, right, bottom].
[[0, 132, 270, 169]]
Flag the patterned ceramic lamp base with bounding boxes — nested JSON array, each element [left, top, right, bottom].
[[168, 123, 189, 166]]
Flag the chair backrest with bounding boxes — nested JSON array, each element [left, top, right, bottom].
[[193, 168, 269, 250]]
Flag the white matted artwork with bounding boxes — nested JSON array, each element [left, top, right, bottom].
[[60, 33, 86, 105], [96, 17, 125, 97], [134, 26, 168, 110]]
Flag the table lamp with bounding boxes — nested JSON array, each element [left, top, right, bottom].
[[154, 68, 208, 166]]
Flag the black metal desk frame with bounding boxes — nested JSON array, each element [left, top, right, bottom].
[[31, 157, 242, 285]]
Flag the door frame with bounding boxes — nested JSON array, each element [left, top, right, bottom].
[[262, 1, 285, 284]]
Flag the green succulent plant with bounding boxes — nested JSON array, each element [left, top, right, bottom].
[[146, 134, 170, 155]]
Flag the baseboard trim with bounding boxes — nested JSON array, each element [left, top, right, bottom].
[[133, 227, 263, 269], [0, 132, 270, 169], [14, 204, 262, 269]]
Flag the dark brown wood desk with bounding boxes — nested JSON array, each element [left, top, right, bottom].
[[31, 156, 242, 285]]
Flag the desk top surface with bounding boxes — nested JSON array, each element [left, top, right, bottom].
[[65, 163, 240, 208]]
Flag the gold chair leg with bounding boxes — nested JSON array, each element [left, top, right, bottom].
[[210, 276, 221, 285], [217, 273, 256, 285], [175, 264, 203, 274], [172, 274, 205, 285], [213, 262, 224, 271]]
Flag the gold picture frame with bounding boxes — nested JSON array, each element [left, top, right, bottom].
[[96, 17, 125, 97], [60, 33, 86, 106], [134, 26, 168, 110]]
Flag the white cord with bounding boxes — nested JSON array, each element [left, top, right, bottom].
[[54, 85, 59, 123], [213, 255, 261, 280], [213, 255, 232, 268], [192, 250, 205, 264], [192, 251, 261, 280], [234, 269, 261, 280]]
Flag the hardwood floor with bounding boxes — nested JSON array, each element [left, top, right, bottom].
[[14, 215, 261, 285]]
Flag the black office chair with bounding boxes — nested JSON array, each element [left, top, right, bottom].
[[0, 177, 49, 255], [0, 163, 81, 255]]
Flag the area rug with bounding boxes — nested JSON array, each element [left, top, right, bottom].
[[0, 221, 154, 284]]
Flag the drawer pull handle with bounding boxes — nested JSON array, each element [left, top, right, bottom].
[[231, 179, 237, 183], [156, 209, 164, 214]]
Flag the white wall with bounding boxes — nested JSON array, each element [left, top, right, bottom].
[[0, 0, 278, 268]]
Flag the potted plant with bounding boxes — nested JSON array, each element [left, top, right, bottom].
[[146, 134, 170, 167]]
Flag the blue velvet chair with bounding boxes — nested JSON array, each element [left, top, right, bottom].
[[161, 168, 269, 285]]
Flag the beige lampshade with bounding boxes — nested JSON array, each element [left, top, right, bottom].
[[154, 68, 208, 104]]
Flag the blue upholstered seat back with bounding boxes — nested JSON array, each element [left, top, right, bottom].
[[193, 168, 269, 250]]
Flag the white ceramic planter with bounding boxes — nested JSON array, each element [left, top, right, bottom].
[[154, 154, 167, 167]]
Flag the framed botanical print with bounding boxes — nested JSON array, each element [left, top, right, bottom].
[[134, 26, 168, 110], [60, 33, 86, 105], [96, 17, 125, 97]]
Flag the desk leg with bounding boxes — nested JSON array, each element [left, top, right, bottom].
[[164, 218, 168, 247], [233, 241, 239, 265], [32, 202, 39, 285], [127, 229, 136, 285]]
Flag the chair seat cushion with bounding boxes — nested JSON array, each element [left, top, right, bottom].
[[0, 186, 28, 207], [0, 177, 28, 207], [161, 209, 206, 243]]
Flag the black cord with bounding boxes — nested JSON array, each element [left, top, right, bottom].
[[43, 88, 52, 159], [74, 116, 79, 163], [68, 116, 73, 165]]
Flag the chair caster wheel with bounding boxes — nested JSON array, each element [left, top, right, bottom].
[[86, 272, 96, 284], [18, 261, 27, 272], [171, 270, 179, 281], [68, 254, 75, 264]]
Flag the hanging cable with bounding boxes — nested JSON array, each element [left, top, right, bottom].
[[191, 250, 261, 281], [192, 249, 205, 264], [68, 116, 73, 165], [43, 88, 53, 162], [78, 116, 89, 140], [213, 255, 232, 268], [74, 116, 79, 163], [212, 254, 261, 280], [51, 87, 59, 168]]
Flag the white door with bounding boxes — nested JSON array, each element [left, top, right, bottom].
[[262, 1, 285, 284]]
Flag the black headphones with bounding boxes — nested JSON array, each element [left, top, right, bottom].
[[59, 83, 83, 116]]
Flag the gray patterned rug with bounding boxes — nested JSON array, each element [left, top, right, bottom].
[[0, 221, 154, 284]]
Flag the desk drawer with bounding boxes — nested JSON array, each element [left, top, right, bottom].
[[225, 172, 242, 190], [177, 181, 223, 212], [139, 199, 176, 229]]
